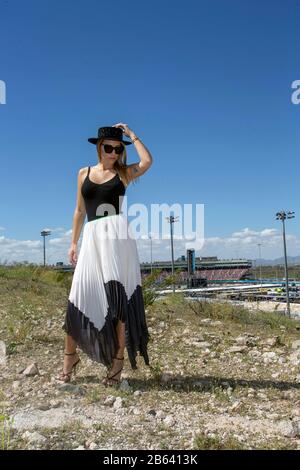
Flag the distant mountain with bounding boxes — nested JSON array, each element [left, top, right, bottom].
[[252, 255, 300, 266]]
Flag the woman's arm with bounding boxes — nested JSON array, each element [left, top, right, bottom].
[[126, 132, 153, 181], [71, 168, 87, 245]]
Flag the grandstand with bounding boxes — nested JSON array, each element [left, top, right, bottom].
[[141, 256, 252, 282], [55, 255, 252, 282], [198, 267, 249, 281]]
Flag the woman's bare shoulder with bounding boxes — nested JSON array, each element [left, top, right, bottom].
[[79, 166, 89, 174], [77, 166, 89, 185]]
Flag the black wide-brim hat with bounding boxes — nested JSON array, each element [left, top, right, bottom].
[[88, 126, 132, 145]]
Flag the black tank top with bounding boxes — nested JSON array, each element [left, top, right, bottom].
[[81, 166, 126, 222]]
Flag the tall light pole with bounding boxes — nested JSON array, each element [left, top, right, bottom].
[[40, 229, 51, 267], [253, 258, 257, 281], [257, 243, 262, 285], [276, 210, 295, 317], [149, 233, 153, 274], [166, 215, 179, 293]]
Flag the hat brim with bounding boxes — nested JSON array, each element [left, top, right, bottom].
[[88, 138, 132, 145]]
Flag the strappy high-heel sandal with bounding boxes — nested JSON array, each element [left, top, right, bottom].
[[101, 356, 124, 387], [57, 351, 81, 383]]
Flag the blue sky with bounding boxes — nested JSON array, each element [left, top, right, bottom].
[[1, 0, 300, 264]]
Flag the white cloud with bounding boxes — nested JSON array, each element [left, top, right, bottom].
[[1, 226, 300, 264], [260, 228, 278, 237], [0, 227, 78, 265], [232, 227, 260, 238]]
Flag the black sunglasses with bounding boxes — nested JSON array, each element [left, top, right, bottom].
[[102, 143, 124, 155]]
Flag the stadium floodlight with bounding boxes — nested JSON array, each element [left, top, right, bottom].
[[149, 233, 153, 274], [257, 243, 263, 286], [275, 210, 295, 317], [166, 215, 179, 293], [40, 229, 51, 267]]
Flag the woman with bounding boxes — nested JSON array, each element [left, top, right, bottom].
[[58, 123, 153, 387]]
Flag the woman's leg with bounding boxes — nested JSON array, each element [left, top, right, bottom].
[[63, 334, 79, 371], [102, 319, 125, 384], [65, 333, 77, 353], [115, 319, 125, 356]]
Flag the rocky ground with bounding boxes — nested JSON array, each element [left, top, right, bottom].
[[0, 268, 300, 450], [234, 299, 300, 318]]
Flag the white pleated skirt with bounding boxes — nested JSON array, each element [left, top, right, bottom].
[[63, 213, 150, 370]]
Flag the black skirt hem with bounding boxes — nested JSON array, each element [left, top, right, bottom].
[[63, 282, 150, 370]]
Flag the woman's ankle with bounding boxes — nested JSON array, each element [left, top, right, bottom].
[[115, 349, 124, 358]]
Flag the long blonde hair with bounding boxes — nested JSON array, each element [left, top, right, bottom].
[[96, 138, 139, 188]]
